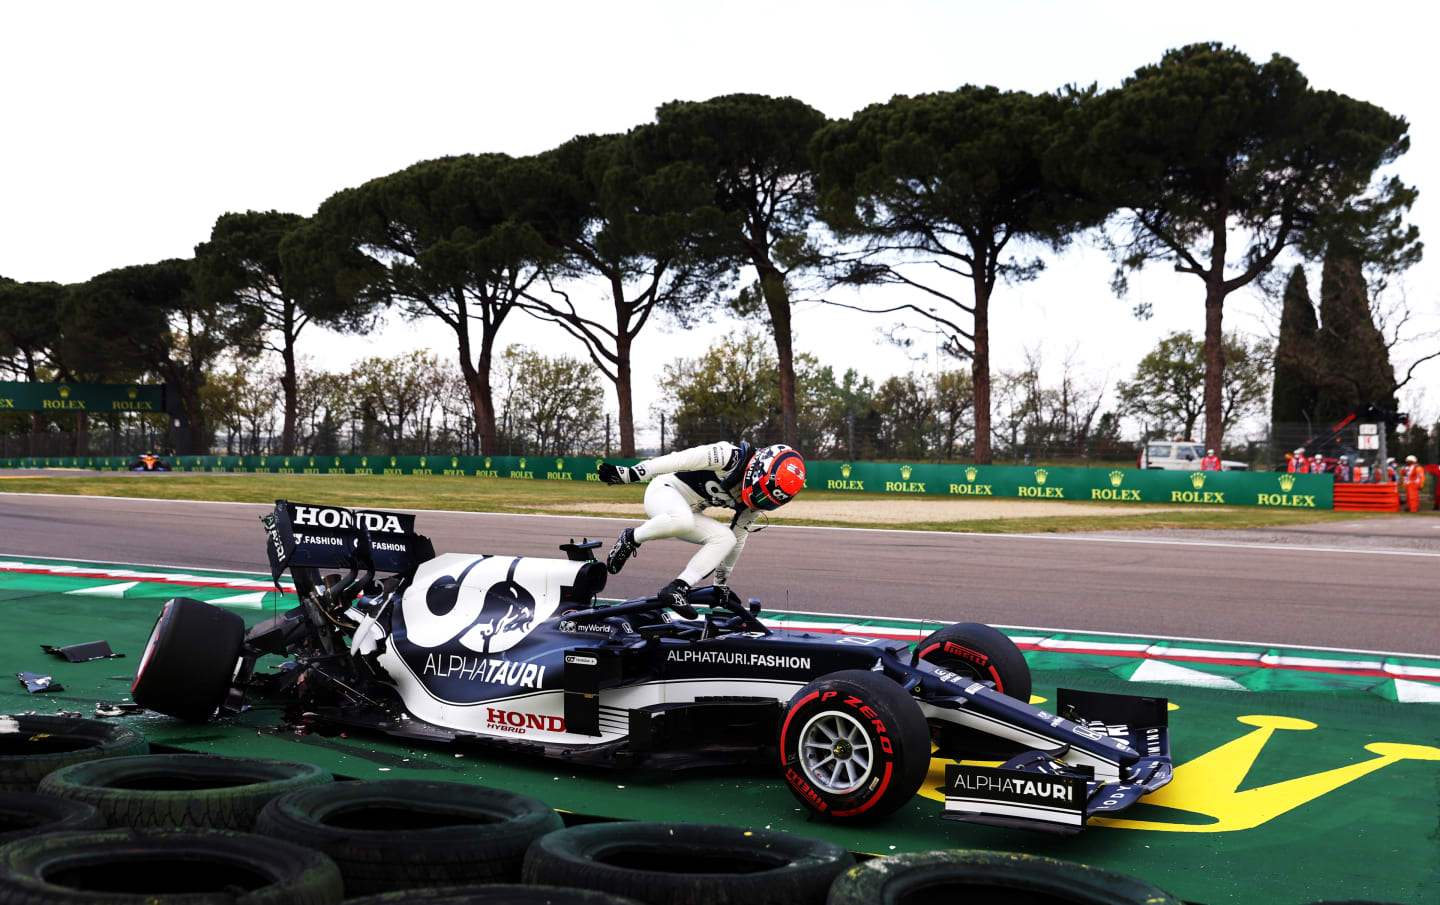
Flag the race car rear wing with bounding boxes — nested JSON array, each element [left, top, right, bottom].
[[261, 499, 435, 585]]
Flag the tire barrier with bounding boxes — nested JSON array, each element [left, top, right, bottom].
[[0, 791, 105, 845], [0, 827, 343, 904], [0, 715, 148, 792], [131, 596, 246, 723], [37, 753, 332, 830], [778, 669, 932, 822], [254, 780, 563, 896], [522, 821, 854, 905], [825, 849, 1185, 905], [340, 884, 646, 904]]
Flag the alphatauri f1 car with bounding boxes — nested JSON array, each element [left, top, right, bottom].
[[131, 500, 1173, 830]]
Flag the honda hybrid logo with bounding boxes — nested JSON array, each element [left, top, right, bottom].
[[292, 506, 404, 535]]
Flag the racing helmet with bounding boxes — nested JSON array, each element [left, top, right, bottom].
[[740, 444, 806, 511]]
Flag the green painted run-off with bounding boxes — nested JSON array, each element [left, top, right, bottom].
[[0, 557, 1434, 904]]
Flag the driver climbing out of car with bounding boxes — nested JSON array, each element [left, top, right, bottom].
[[596, 442, 806, 617]]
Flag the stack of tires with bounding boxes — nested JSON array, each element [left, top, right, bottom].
[[0, 714, 1416, 904]]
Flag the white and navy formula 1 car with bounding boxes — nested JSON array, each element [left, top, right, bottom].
[[131, 500, 1173, 831]]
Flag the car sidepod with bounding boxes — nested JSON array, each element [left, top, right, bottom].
[[374, 553, 601, 745]]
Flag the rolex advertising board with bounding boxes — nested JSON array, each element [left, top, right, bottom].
[[0, 382, 165, 413], [806, 462, 1333, 509], [2, 455, 1333, 509]]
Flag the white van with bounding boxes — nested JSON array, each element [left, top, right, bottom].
[[1138, 441, 1248, 471]]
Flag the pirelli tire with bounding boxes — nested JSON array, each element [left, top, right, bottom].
[[778, 669, 931, 824], [0, 715, 149, 792], [915, 622, 1031, 701], [825, 850, 1185, 905], [916, 622, 1032, 761], [0, 792, 105, 845], [253, 780, 563, 895], [37, 753, 332, 830], [522, 822, 853, 905], [131, 596, 246, 723], [340, 885, 646, 905], [0, 827, 343, 905]]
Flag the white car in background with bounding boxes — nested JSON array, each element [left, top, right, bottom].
[[1138, 441, 1248, 471]]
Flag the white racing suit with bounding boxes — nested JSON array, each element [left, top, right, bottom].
[[629, 442, 759, 587]]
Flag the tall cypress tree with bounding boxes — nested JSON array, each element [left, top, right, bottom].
[[1314, 251, 1396, 423], [1271, 266, 1319, 426]]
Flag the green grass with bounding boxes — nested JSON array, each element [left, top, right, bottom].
[[0, 471, 1394, 534]]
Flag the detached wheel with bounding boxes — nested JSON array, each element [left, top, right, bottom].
[[254, 780, 563, 895], [916, 623, 1032, 761], [826, 849, 1184, 905], [0, 715, 148, 791], [38, 753, 332, 830], [778, 669, 930, 823], [0, 828, 343, 904], [523, 822, 852, 905], [131, 596, 245, 722]]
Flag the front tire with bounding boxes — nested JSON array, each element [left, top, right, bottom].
[[778, 670, 930, 823], [916, 622, 1030, 702], [917, 622, 1032, 761]]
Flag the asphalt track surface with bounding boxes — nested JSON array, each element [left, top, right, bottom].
[[2, 492, 1436, 656]]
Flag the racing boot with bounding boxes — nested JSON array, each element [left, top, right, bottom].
[[607, 528, 640, 575], [656, 578, 698, 619]]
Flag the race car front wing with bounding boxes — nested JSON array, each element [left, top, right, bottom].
[[939, 687, 1172, 833]]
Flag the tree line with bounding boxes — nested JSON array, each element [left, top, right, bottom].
[[1, 42, 1421, 462]]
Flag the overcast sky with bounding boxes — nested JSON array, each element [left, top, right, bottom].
[[3, 1, 1435, 445]]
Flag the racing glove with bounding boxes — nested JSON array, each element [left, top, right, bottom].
[[598, 462, 639, 485], [656, 578, 698, 619]]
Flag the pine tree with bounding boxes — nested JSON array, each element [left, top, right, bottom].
[[1271, 266, 1320, 426], [1314, 251, 1396, 423]]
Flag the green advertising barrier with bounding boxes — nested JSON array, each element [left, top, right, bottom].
[[0, 381, 165, 413], [808, 461, 1332, 510], [2, 455, 1332, 509]]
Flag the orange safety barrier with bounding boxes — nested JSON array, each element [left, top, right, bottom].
[[1333, 482, 1401, 512]]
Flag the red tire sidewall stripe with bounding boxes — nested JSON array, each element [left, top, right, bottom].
[[778, 690, 821, 762], [833, 761, 894, 818], [919, 639, 1006, 694]]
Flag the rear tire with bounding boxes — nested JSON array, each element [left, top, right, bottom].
[[131, 597, 245, 722], [778, 669, 930, 823]]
